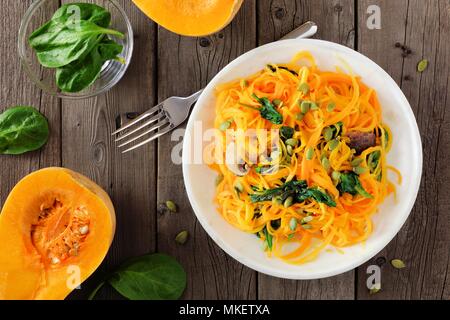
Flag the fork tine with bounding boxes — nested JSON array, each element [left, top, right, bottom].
[[111, 105, 161, 136], [117, 118, 170, 148], [115, 113, 165, 142], [121, 125, 173, 154]]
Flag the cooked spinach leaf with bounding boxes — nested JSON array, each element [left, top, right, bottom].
[[0, 106, 49, 155], [250, 179, 336, 207], [367, 151, 381, 172], [251, 94, 283, 125], [280, 126, 294, 140], [270, 219, 281, 230], [263, 227, 273, 251], [337, 172, 373, 199], [267, 64, 298, 76], [89, 254, 187, 300]]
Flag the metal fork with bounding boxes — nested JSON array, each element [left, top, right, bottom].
[[112, 21, 318, 153]]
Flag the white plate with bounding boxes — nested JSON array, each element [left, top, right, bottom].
[[182, 39, 422, 280]]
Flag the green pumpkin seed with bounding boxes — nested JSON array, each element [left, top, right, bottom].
[[310, 102, 319, 110], [273, 99, 282, 107], [298, 83, 310, 95], [286, 145, 294, 156], [234, 181, 244, 193], [354, 166, 368, 175], [285, 138, 298, 147], [417, 59, 428, 73], [296, 113, 304, 121], [306, 147, 314, 160], [331, 171, 341, 182], [166, 200, 178, 213], [273, 197, 283, 205], [219, 120, 232, 131], [323, 127, 333, 142], [284, 155, 292, 164], [369, 284, 381, 295], [215, 174, 224, 186], [289, 217, 298, 231], [301, 216, 313, 224], [284, 196, 294, 208], [327, 102, 336, 112], [391, 259, 406, 269], [175, 231, 189, 245], [321, 157, 331, 171], [287, 233, 295, 240], [300, 101, 311, 114], [329, 139, 339, 151], [351, 158, 364, 167]]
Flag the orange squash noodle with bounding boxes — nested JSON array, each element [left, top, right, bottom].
[[208, 51, 400, 264]]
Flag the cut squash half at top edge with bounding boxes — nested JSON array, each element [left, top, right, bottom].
[[132, 0, 244, 36], [0, 167, 116, 300]]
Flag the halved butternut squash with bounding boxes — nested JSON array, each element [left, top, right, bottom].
[[132, 0, 244, 36], [0, 168, 115, 300]]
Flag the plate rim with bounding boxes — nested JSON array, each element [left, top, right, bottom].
[[182, 38, 423, 280]]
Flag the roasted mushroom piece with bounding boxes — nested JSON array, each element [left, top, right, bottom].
[[347, 131, 376, 154]]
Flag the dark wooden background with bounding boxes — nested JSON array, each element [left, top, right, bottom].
[[1, 0, 449, 300]]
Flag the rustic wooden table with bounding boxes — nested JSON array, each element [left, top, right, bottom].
[[1, 0, 449, 300]]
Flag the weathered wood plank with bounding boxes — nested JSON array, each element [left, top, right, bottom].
[[258, 0, 355, 47], [62, 0, 157, 299], [257, 0, 356, 300], [0, 1, 61, 207], [357, 0, 450, 299], [156, 0, 258, 299]]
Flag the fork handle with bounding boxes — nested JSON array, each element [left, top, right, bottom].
[[280, 21, 318, 40], [185, 90, 204, 107]]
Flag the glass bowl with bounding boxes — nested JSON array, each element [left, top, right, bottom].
[[18, 0, 134, 99]]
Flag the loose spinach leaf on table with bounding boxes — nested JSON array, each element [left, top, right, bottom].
[[89, 254, 187, 300], [251, 94, 283, 125], [56, 37, 123, 92], [0, 106, 49, 155], [29, 19, 124, 68], [250, 179, 336, 207], [337, 172, 373, 199]]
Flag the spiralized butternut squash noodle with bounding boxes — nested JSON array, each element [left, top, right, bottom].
[[208, 51, 401, 264]]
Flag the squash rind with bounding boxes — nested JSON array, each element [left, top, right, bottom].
[[132, 0, 244, 37], [0, 167, 115, 300]]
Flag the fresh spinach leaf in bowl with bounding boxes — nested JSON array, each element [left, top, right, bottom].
[[0, 106, 49, 155], [56, 37, 124, 93], [29, 3, 124, 93]]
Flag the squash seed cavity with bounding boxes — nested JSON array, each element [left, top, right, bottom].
[[31, 198, 91, 265]]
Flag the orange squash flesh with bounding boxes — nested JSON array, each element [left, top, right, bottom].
[[0, 168, 115, 300], [132, 0, 244, 36]]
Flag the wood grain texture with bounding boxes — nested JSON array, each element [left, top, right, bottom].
[[257, 0, 355, 47], [62, 0, 157, 299], [257, 0, 356, 300], [156, 0, 258, 299], [1, 0, 449, 301], [357, 0, 450, 300], [0, 1, 61, 208]]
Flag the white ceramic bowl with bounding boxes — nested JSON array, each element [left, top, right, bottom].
[[182, 39, 422, 280]]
